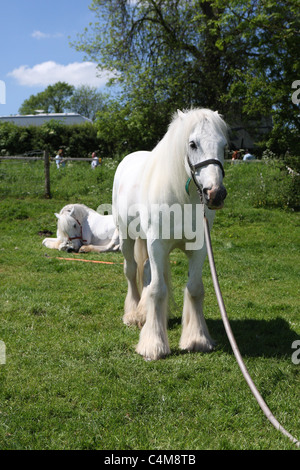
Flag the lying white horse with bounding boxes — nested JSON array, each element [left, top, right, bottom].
[[42, 204, 120, 253]]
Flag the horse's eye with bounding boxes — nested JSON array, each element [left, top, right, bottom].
[[189, 141, 197, 150], [73, 224, 77, 228]]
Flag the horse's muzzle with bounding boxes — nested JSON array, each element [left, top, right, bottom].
[[203, 185, 227, 209]]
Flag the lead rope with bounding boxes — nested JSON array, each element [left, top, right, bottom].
[[204, 215, 300, 448]]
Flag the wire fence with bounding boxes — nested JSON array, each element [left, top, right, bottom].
[[0, 151, 264, 200], [0, 151, 101, 199]]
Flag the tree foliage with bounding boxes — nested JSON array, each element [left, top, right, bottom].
[[19, 83, 107, 122], [74, 0, 299, 155], [19, 82, 75, 115], [68, 85, 108, 121]]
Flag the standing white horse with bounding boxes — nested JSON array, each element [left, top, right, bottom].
[[42, 204, 120, 253], [112, 108, 228, 360]]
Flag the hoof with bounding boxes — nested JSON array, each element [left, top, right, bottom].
[[136, 338, 170, 361], [180, 337, 216, 353], [123, 311, 140, 327]]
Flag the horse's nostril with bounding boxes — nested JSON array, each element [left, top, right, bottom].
[[203, 186, 227, 207], [203, 188, 212, 202]]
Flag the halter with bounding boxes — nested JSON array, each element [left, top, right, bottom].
[[186, 155, 225, 201], [68, 217, 87, 243]]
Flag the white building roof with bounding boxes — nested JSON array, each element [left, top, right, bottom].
[[0, 113, 92, 126]]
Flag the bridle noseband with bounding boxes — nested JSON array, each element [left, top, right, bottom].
[[186, 155, 225, 201], [68, 217, 87, 243]]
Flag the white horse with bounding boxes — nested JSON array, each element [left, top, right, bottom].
[[112, 108, 228, 360], [42, 204, 120, 253]]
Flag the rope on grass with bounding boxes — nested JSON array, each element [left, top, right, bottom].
[[55, 257, 123, 265], [204, 215, 300, 449], [52, 256, 176, 266]]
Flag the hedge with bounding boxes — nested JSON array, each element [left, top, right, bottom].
[[0, 120, 105, 158]]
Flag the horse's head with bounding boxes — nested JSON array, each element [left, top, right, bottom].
[[55, 211, 83, 251], [182, 109, 228, 210]]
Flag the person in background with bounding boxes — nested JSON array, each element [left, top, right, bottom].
[[243, 149, 255, 161], [91, 151, 100, 169], [55, 149, 65, 169], [231, 150, 240, 163]]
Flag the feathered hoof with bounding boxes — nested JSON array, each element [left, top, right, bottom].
[[180, 337, 216, 353], [136, 339, 170, 361], [122, 311, 140, 327], [123, 304, 146, 328]]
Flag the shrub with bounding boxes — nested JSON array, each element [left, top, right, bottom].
[[252, 154, 300, 211]]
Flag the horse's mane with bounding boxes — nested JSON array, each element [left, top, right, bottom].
[[142, 108, 228, 204], [61, 203, 91, 220], [57, 204, 91, 239]]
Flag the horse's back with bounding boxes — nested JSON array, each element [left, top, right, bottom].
[[113, 151, 150, 204], [113, 151, 151, 234], [114, 151, 150, 183], [88, 212, 116, 240]]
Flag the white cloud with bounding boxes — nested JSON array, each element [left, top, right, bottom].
[[8, 61, 114, 88], [31, 30, 63, 39]]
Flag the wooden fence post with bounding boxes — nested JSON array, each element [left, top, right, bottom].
[[44, 150, 51, 198]]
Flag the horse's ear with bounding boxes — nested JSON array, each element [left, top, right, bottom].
[[55, 213, 60, 219], [177, 109, 185, 118], [70, 207, 75, 217]]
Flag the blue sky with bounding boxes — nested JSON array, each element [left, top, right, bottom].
[[0, 0, 111, 115]]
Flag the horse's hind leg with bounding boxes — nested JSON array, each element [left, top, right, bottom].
[[136, 240, 170, 360], [122, 237, 141, 326], [180, 250, 215, 353]]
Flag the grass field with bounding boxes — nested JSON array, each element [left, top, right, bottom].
[[0, 158, 299, 450]]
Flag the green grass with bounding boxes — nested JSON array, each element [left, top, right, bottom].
[[0, 159, 299, 450]]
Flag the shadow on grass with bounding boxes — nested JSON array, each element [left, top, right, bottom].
[[168, 316, 299, 358]]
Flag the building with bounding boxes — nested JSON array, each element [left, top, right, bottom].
[[0, 113, 92, 126], [229, 116, 273, 151]]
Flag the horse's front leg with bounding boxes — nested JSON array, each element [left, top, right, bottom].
[[180, 249, 215, 353], [42, 238, 62, 250], [136, 239, 170, 361]]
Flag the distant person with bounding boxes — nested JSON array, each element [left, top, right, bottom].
[[243, 149, 255, 161], [91, 152, 101, 169], [55, 149, 65, 169], [231, 150, 240, 163]]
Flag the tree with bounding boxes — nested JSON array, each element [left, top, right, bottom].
[[19, 82, 74, 114], [73, 0, 300, 155], [221, 0, 300, 154], [68, 85, 108, 120]]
